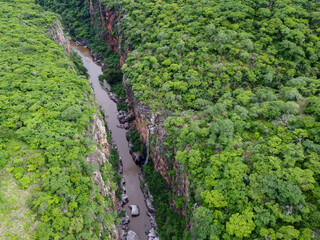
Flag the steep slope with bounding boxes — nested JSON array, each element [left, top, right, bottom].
[[0, 1, 119, 239], [36, 0, 320, 239]]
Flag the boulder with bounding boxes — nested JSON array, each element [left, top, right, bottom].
[[118, 160, 123, 174], [117, 124, 125, 129], [120, 230, 126, 240], [120, 214, 130, 230], [118, 111, 129, 124], [121, 177, 126, 187], [146, 228, 159, 240], [127, 230, 139, 240], [147, 228, 156, 237], [132, 152, 141, 163], [129, 205, 140, 216], [109, 92, 120, 103], [145, 198, 155, 213], [147, 212, 157, 228], [120, 194, 128, 207]]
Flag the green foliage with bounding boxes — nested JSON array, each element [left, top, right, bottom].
[[37, 0, 320, 238], [226, 208, 255, 238], [71, 50, 88, 76], [0, 168, 36, 239], [143, 161, 185, 240], [191, 207, 215, 240], [0, 1, 118, 239], [61, 106, 82, 121], [111, 0, 320, 238], [0, 150, 9, 167], [102, 68, 122, 85], [127, 129, 145, 153]]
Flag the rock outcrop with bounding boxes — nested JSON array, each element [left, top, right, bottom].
[[127, 230, 140, 240], [48, 20, 71, 57], [84, 114, 120, 239], [129, 205, 140, 216], [52, 20, 120, 239], [87, 0, 190, 224]]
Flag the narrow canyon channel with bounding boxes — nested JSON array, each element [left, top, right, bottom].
[[71, 43, 151, 240]]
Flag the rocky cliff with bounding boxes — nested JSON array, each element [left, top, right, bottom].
[[87, 0, 190, 217], [51, 20, 120, 239], [85, 113, 120, 239], [48, 20, 71, 57]]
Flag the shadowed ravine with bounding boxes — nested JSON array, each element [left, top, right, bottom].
[[71, 43, 151, 240]]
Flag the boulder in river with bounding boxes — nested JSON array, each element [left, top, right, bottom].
[[146, 228, 159, 240], [118, 110, 129, 123], [117, 124, 126, 129], [147, 228, 156, 237], [118, 158, 123, 174], [121, 177, 126, 187], [120, 214, 130, 230], [121, 193, 129, 207], [145, 198, 155, 213], [120, 230, 126, 240], [132, 152, 141, 163], [129, 205, 140, 216], [127, 230, 140, 240], [108, 92, 120, 103], [146, 212, 157, 228]]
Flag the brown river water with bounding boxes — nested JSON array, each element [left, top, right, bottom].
[[71, 43, 151, 239]]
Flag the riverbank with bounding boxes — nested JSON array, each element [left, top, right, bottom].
[[70, 43, 157, 240]]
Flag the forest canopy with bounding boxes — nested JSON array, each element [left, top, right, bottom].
[[0, 1, 117, 239], [109, 0, 320, 239], [36, 0, 320, 239]]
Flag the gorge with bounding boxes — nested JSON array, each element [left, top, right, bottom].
[[70, 42, 155, 240], [2, 0, 320, 239]]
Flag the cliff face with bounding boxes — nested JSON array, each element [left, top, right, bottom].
[[48, 20, 71, 57], [52, 20, 120, 239], [89, 0, 119, 52], [87, 0, 190, 216], [85, 113, 120, 240]]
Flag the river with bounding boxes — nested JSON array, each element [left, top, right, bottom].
[[71, 43, 151, 240]]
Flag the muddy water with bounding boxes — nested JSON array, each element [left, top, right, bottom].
[[71, 43, 151, 239]]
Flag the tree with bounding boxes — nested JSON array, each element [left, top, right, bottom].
[[201, 189, 227, 209], [61, 106, 82, 121], [191, 206, 215, 240], [226, 208, 256, 238]]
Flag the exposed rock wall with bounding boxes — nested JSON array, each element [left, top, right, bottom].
[[89, 0, 120, 52], [85, 114, 120, 239], [51, 20, 120, 239], [86, 0, 190, 216], [84, 114, 112, 199], [48, 20, 71, 57]]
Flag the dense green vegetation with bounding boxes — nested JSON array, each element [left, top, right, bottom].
[[36, 0, 320, 239], [113, 1, 320, 239], [143, 161, 185, 239], [0, 1, 118, 239], [36, 0, 120, 69], [99, 68, 128, 111]]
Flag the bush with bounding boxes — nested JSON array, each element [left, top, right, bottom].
[[61, 106, 82, 121], [102, 68, 122, 85]]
